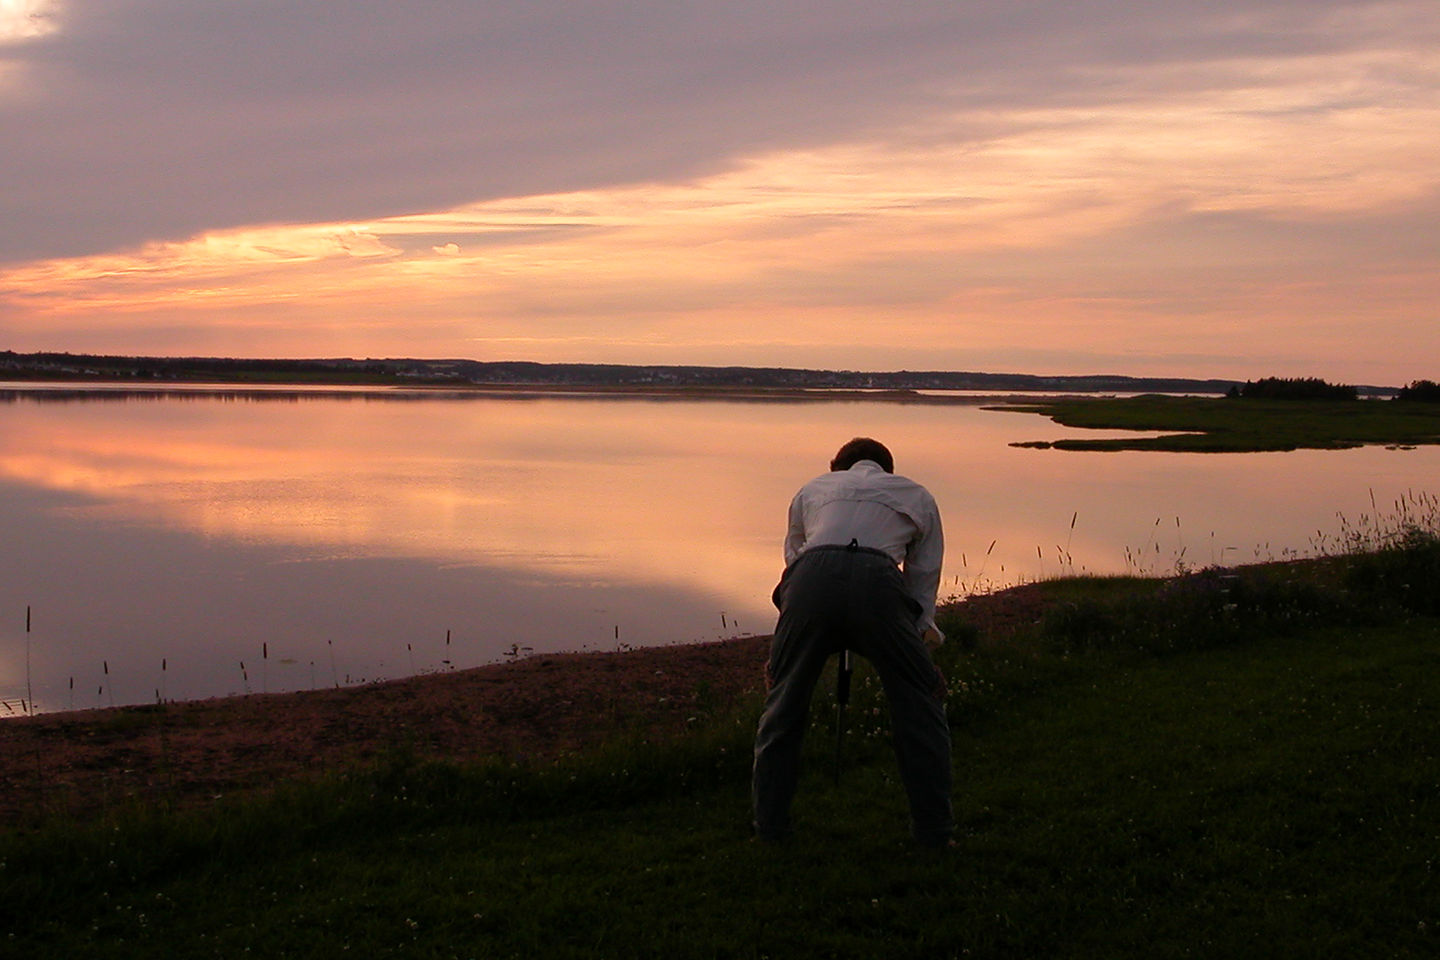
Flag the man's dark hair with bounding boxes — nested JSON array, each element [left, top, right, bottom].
[[831, 437, 894, 473]]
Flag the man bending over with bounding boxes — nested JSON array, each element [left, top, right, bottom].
[[752, 437, 954, 847]]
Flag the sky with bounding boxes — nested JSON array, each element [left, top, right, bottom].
[[1, 0, 1437, 385]]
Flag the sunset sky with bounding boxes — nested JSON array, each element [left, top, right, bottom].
[[2, 0, 1437, 385]]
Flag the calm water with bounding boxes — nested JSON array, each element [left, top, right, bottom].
[[2, 384, 1435, 713]]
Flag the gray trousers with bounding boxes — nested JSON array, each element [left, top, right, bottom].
[[752, 544, 954, 844]]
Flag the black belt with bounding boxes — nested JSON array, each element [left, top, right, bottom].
[[802, 539, 895, 563]]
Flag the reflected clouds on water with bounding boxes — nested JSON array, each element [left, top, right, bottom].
[[2, 386, 1436, 711]]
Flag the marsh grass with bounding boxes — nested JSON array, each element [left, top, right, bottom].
[[6, 535, 1439, 958], [1033, 491, 1440, 658], [1004, 395, 1440, 452], [1323, 490, 1440, 616]]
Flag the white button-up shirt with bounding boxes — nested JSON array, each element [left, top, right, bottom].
[[783, 459, 945, 639]]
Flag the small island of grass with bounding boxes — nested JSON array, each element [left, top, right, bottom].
[[1003, 382, 1440, 452]]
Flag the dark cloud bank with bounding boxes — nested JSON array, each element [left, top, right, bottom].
[[0, 0, 1418, 262]]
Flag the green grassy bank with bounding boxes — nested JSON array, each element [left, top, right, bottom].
[[5, 534, 1439, 958], [1003, 394, 1440, 452]]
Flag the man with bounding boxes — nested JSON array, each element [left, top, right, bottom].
[[752, 437, 954, 847]]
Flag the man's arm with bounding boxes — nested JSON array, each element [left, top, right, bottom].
[[783, 490, 808, 567], [903, 497, 945, 642]]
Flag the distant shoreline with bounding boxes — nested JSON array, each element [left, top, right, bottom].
[[0, 379, 1136, 406], [2, 349, 1285, 395]]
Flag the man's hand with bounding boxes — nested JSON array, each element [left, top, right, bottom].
[[921, 627, 942, 650]]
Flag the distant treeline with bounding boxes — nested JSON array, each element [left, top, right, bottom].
[[1226, 376, 1440, 401], [0, 350, 1247, 393], [0, 350, 1411, 397], [0, 351, 393, 382], [1227, 377, 1360, 400], [1396, 379, 1440, 402]]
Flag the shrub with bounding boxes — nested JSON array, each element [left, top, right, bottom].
[[1343, 525, 1440, 615]]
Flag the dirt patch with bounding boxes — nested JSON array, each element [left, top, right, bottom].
[[1, 636, 771, 825], [1, 584, 1052, 827]]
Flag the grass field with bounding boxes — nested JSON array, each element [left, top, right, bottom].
[[1002, 395, 1440, 452], [5, 534, 1439, 958]]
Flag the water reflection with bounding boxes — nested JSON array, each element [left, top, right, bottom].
[[1, 386, 1435, 712]]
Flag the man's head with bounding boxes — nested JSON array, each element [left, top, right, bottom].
[[830, 437, 894, 474]]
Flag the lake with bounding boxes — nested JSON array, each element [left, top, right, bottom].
[[2, 384, 1435, 713]]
